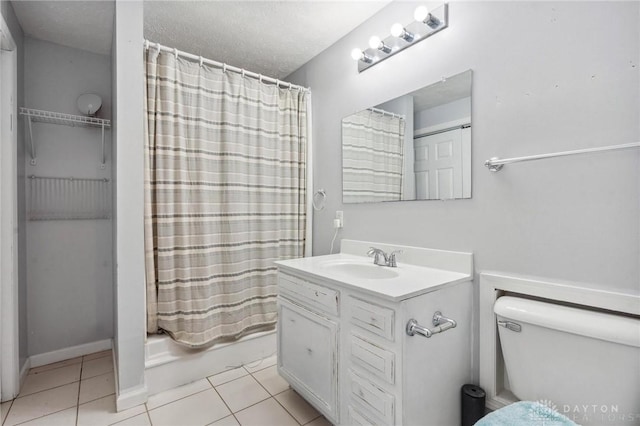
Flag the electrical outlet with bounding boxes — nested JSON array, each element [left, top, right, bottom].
[[335, 210, 344, 228]]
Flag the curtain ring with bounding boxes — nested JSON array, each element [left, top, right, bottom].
[[242, 69, 245, 78], [288, 82, 293, 91], [223, 63, 227, 73], [259, 74, 263, 83], [276, 79, 280, 89], [144, 40, 149, 50], [199, 56, 203, 67], [173, 48, 178, 59]]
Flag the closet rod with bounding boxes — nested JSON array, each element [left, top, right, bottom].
[[144, 40, 310, 93], [484, 142, 640, 172]]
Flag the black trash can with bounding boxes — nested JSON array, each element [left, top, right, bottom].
[[461, 384, 486, 426]]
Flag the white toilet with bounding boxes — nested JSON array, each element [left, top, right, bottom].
[[482, 296, 640, 425]]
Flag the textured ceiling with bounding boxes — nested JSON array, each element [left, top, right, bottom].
[[144, 1, 392, 79], [11, 0, 391, 79], [11, 1, 115, 55]]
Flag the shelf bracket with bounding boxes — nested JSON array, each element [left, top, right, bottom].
[[100, 122, 105, 169], [27, 115, 36, 165]]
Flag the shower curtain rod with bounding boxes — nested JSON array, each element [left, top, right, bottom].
[[144, 40, 310, 93], [367, 107, 405, 120]]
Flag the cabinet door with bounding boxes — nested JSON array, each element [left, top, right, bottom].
[[278, 297, 339, 422]]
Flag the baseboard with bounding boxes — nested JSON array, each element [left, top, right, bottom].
[[29, 339, 112, 368], [19, 358, 30, 388], [116, 384, 148, 412]]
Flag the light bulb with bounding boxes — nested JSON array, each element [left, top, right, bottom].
[[368, 35, 382, 50], [350, 48, 363, 61], [390, 23, 404, 38], [414, 5, 429, 22]]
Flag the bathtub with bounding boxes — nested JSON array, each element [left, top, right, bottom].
[[145, 328, 276, 396]]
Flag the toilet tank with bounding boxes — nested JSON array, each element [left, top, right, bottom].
[[494, 296, 640, 425]]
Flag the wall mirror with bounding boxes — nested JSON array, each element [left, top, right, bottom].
[[342, 69, 472, 203]]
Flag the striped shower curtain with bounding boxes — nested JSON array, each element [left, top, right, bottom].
[[144, 48, 308, 347], [342, 110, 405, 203]]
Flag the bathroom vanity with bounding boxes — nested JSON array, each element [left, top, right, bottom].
[[275, 240, 474, 425]]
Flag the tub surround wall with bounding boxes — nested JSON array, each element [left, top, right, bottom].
[[287, 1, 639, 294], [23, 38, 113, 357]]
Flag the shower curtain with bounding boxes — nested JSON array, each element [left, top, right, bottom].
[[342, 109, 405, 203], [144, 48, 308, 347]]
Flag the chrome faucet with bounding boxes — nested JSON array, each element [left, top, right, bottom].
[[366, 247, 403, 267]]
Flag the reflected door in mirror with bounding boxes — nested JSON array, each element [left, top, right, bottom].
[[414, 127, 471, 200]]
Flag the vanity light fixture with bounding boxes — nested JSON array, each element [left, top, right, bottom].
[[351, 2, 448, 73]]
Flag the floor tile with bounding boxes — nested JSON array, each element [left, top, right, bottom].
[[77, 395, 145, 426], [1, 400, 13, 424], [112, 412, 151, 426], [4, 382, 79, 426], [20, 364, 81, 397], [146, 379, 211, 411], [83, 350, 112, 362], [275, 389, 320, 424], [304, 415, 332, 426], [81, 356, 114, 380], [148, 389, 230, 426], [243, 355, 277, 373], [79, 372, 115, 404], [29, 357, 82, 375], [17, 407, 77, 426], [215, 375, 270, 413], [208, 415, 240, 426], [235, 398, 298, 426], [208, 367, 249, 387], [252, 365, 289, 396]]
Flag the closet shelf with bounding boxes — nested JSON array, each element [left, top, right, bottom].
[[20, 107, 111, 128], [20, 107, 111, 169]]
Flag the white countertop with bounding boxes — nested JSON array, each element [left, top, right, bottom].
[[275, 253, 472, 302]]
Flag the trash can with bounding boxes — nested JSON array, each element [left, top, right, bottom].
[[461, 384, 486, 426]]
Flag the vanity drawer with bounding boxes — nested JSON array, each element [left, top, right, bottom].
[[279, 273, 339, 316], [349, 370, 395, 425], [349, 297, 394, 341], [350, 335, 395, 385]]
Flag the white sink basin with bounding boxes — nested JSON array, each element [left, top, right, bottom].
[[320, 259, 399, 279]]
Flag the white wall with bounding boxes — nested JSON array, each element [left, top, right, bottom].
[[288, 1, 639, 294], [112, 0, 146, 410], [23, 38, 113, 356]]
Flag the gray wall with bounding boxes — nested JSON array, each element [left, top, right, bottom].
[[24, 38, 113, 356], [112, 0, 146, 406], [288, 1, 639, 294], [0, 0, 27, 371]]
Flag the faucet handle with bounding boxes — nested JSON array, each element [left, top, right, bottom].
[[367, 247, 388, 266], [367, 247, 384, 257], [387, 250, 403, 267]]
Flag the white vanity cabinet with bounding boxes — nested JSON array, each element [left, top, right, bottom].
[[276, 240, 474, 426]]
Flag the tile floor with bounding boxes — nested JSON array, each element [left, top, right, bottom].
[[0, 351, 331, 426]]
